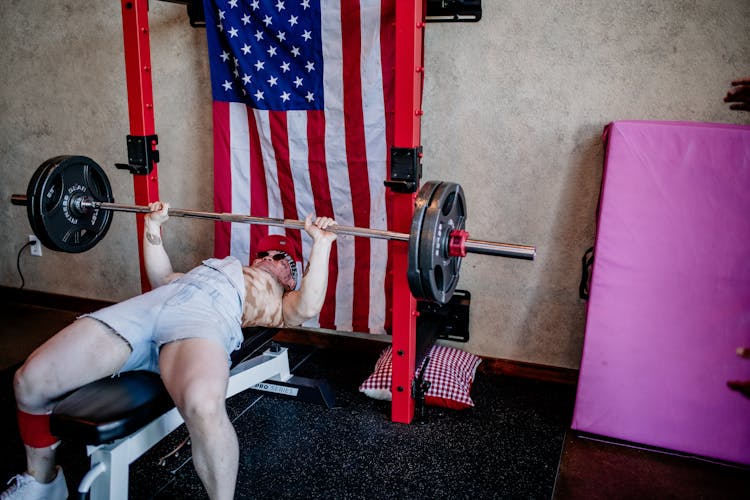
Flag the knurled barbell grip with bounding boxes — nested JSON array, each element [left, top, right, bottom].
[[10, 194, 536, 260], [99, 201, 536, 259], [91, 201, 410, 241]]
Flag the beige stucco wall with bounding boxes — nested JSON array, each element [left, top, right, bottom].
[[1, 1, 748, 369]]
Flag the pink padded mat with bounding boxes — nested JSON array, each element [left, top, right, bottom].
[[572, 121, 750, 465]]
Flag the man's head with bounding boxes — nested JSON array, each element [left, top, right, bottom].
[[251, 234, 300, 291]]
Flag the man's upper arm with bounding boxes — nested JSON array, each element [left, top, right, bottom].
[[281, 290, 314, 326]]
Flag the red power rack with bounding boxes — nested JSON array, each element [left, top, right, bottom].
[[119, 0, 426, 423]]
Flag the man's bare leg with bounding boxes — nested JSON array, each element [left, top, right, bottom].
[[159, 338, 237, 500], [13, 317, 132, 482]]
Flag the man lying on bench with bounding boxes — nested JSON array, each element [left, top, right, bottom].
[[3, 202, 337, 500]]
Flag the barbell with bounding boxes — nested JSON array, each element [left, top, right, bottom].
[[11, 155, 535, 304]]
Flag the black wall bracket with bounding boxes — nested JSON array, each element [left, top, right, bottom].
[[426, 0, 482, 23], [385, 146, 422, 193], [159, 0, 205, 27], [418, 289, 471, 343], [115, 134, 159, 175]]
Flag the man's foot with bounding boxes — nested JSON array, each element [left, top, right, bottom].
[[1, 466, 67, 500]]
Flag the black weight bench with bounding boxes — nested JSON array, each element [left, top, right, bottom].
[[50, 327, 334, 499]]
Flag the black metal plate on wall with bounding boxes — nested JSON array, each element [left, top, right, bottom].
[[418, 289, 471, 342], [426, 0, 482, 22]]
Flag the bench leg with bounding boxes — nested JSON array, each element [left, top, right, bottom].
[[88, 445, 129, 500]]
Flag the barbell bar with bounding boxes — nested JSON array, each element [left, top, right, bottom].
[[10, 195, 536, 260], [11, 155, 536, 303]]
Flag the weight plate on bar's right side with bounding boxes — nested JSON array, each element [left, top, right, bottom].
[[417, 181, 466, 305], [26, 155, 114, 253], [407, 180, 442, 301]]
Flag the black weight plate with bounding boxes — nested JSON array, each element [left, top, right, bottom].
[[407, 181, 442, 301], [26, 157, 60, 245], [417, 181, 466, 304], [27, 156, 114, 253], [27, 156, 77, 249]]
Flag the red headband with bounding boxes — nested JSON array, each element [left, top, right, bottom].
[[255, 234, 301, 263]]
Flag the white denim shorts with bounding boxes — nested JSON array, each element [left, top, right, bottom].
[[84, 257, 246, 374]]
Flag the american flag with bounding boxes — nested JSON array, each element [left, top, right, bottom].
[[204, 0, 395, 333]]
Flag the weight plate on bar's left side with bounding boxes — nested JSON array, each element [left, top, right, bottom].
[[417, 181, 466, 304], [408, 181, 443, 301], [25, 157, 59, 246], [26, 156, 114, 253]]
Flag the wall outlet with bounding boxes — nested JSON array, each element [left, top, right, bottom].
[[29, 234, 42, 256]]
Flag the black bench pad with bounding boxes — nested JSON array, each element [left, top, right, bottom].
[[51, 371, 174, 445], [50, 327, 279, 446]]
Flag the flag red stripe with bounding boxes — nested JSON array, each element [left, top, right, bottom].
[[306, 110, 338, 328], [213, 101, 232, 258], [247, 109, 269, 253], [341, 0, 371, 331]]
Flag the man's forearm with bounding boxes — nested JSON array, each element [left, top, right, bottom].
[[283, 239, 333, 324], [143, 220, 174, 287]]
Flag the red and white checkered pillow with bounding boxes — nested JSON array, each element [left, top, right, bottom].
[[359, 345, 482, 410]]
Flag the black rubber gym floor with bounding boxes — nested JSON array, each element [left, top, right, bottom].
[[0, 336, 575, 499], [3, 300, 747, 499]]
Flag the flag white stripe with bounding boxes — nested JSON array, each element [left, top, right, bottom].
[[229, 102, 251, 264], [287, 110, 321, 327], [360, 0, 387, 332], [321, 0, 354, 331]]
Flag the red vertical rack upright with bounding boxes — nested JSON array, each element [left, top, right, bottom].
[[120, 0, 160, 292], [389, 0, 425, 424]]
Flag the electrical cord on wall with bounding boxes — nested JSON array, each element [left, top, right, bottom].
[[16, 241, 33, 289]]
